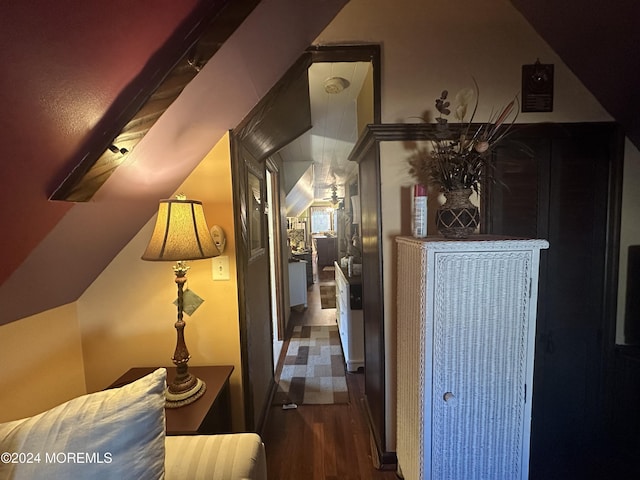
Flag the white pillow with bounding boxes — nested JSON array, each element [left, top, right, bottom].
[[0, 368, 167, 480]]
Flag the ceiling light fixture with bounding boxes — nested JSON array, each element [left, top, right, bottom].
[[323, 76, 350, 94]]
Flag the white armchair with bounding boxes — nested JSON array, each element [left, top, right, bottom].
[[0, 369, 266, 480]]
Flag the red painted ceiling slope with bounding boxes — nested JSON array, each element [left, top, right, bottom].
[[0, 0, 202, 285], [0, 0, 349, 325]]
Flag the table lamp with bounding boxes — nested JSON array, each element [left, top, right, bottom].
[[142, 195, 220, 407]]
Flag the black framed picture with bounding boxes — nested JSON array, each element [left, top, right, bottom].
[[522, 61, 554, 112]]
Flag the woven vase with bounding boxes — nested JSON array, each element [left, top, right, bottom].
[[436, 188, 479, 239]]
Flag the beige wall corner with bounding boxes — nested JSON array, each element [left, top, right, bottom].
[[0, 303, 85, 422]]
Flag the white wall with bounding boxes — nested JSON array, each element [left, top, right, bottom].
[[316, 0, 635, 451]]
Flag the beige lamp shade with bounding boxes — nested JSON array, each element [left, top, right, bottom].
[[142, 198, 219, 261]]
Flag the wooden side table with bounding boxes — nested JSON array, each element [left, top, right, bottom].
[[109, 365, 234, 435]]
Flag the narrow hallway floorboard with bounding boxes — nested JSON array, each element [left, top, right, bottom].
[[262, 267, 398, 479]]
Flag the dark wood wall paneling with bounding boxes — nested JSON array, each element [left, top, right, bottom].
[[484, 122, 627, 478], [231, 139, 275, 432]]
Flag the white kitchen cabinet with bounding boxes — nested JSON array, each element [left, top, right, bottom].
[[334, 261, 364, 372], [288, 260, 307, 307], [396, 236, 548, 480]]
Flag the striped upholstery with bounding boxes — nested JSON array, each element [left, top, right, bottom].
[[0, 368, 167, 480], [165, 434, 267, 480]]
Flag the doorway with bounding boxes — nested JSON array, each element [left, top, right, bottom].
[[231, 44, 381, 433]]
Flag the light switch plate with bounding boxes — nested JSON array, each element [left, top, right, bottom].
[[212, 255, 230, 281]]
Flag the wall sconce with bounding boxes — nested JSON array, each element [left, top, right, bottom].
[[210, 225, 226, 253]]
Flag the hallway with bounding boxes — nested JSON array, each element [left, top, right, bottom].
[[262, 267, 398, 479]]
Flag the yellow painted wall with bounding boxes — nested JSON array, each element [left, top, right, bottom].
[[0, 303, 85, 422], [78, 133, 245, 429], [356, 62, 374, 138]]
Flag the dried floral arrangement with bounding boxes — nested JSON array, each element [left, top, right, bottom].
[[409, 81, 519, 193]]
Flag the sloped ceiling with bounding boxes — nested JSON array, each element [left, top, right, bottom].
[[50, 0, 262, 203], [280, 60, 370, 211], [0, 0, 208, 286], [0, 0, 348, 325], [0, 0, 638, 325]]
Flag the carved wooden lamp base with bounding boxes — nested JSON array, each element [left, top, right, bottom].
[[164, 264, 207, 409], [165, 374, 207, 408]]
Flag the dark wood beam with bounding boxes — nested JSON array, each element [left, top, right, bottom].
[[50, 0, 261, 202]]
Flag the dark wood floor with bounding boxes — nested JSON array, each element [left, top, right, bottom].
[[262, 266, 398, 480]]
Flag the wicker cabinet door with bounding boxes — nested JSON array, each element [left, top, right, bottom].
[[396, 237, 547, 480], [430, 250, 533, 480]]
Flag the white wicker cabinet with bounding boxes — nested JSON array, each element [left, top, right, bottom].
[[396, 236, 548, 480]]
